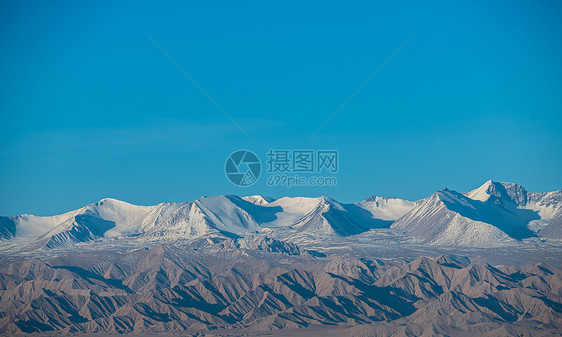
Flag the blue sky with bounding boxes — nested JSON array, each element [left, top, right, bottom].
[[1, 0, 561, 215]]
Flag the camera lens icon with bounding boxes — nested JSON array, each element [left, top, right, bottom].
[[225, 150, 261, 187]]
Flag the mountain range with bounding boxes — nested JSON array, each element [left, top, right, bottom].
[[1, 180, 561, 336], [1, 180, 560, 250]]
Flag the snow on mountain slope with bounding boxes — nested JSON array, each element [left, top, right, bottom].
[[0, 194, 422, 247], [129, 201, 214, 240], [195, 195, 260, 234], [37, 214, 117, 248], [357, 196, 417, 221], [1, 181, 559, 250], [466, 180, 562, 239], [242, 195, 275, 206], [392, 181, 560, 247], [0, 195, 265, 248], [392, 189, 517, 247], [1, 209, 81, 240], [261, 197, 325, 228], [466, 180, 528, 206], [35, 199, 154, 247], [89, 196, 261, 242], [0, 198, 154, 245], [523, 189, 562, 239], [0, 217, 16, 239], [88, 198, 153, 237], [30, 195, 265, 247], [258, 196, 393, 240], [136, 201, 187, 231], [285, 197, 359, 237]]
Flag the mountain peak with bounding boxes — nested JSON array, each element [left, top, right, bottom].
[[96, 197, 127, 206], [467, 180, 528, 205], [87, 198, 151, 215], [466, 180, 495, 202], [242, 195, 275, 205], [434, 188, 468, 205]]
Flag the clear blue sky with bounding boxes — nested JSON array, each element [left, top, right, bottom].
[[1, 0, 561, 216]]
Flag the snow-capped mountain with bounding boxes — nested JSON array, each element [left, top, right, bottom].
[[522, 189, 562, 239], [241, 195, 275, 206], [0, 180, 560, 250], [0, 194, 413, 249], [392, 180, 561, 247], [257, 196, 399, 240], [391, 188, 520, 247], [357, 196, 418, 221]]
